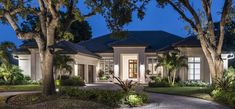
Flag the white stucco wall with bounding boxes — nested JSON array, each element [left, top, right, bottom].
[[18, 55, 31, 77]]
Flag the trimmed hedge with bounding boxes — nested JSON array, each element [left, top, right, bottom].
[[59, 87, 148, 107], [60, 87, 125, 107], [60, 76, 85, 86]]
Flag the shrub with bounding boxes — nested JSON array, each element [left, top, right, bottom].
[[126, 94, 143, 107], [60, 87, 125, 107], [60, 87, 148, 107], [98, 70, 105, 78], [148, 77, 170, 87], [216, 67, 235, 91], [60, 76, 85, 86], [177, 80, 209, 87], [211, 89, 235, 108], [114, 76, 137, 92]]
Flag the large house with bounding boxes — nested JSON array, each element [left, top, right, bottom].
[[13, 31, 234, 84]]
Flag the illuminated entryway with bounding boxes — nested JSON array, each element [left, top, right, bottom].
[[121, 54, 138, 81]]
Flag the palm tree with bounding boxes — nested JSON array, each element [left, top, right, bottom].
[[156, 52, 187, 86], [0, 41, 16, 64], [54, 54, 74, 80], [155, 52, 174, 83], [170, 52, 188, 86]]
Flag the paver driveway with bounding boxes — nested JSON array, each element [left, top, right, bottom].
[[127, 92, 230, 109]]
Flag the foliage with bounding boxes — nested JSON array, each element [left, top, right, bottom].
[[60, 87, 148, 107], [54, 54, 74, 80], [60, 87, 125, 107], [114, 76, 137, 93], [60, 76, 85, 86], [215, 67, 235, 91], [0, 41, 16, 64], [156, 51, 187, 86], [85, 0, 150, 36], [148, 75, 170, 87], [98, 70, 110, 80], [98, 69, 105, 78], [126, 94, 143, 107], [69, 20, 92, 43], [211, 89, 235, 107], [177, 80, 209, 87], [0, 63, 29, 85]]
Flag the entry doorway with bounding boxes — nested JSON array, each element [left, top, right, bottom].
[[88, 65, 94, 83]]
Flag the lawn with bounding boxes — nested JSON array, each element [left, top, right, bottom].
[[0, 85, 41, 92], [144, 87, 213, 100]]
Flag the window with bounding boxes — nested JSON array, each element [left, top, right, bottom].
[[188, 57, 201, 80], [129, 60, 137, 78], [147, 57, 158, 74], [100, 58, 114, 74]]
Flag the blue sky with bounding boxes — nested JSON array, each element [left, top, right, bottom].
[[0, 0, 224, 47]]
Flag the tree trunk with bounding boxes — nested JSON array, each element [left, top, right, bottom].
[[203, 50, 224, 85], [172, 70, 176, 86], [42, 50, 55, 95]]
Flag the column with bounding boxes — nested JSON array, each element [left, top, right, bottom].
[[84, 64, 89, 83], [139, 52, 145, 83], [74, 64, 78, 76]]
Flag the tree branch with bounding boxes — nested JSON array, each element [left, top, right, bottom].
[[217, 0, 232, 54], [43, 0, 57, 18], [0, 8, 23, 18], [168, 1, 197, 31], [179, 0, 217, 55], [201, 0, 216, 46], [4, 12, 39, 40], [38, 0, 47, 37]]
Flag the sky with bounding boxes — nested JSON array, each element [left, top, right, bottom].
[[0, 0, 225, 47]]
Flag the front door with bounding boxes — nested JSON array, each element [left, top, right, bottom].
[[88, 65, 94, 83], [128, 60, 137, 78]]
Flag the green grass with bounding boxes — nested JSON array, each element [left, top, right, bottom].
[[145, 87, 213, 100], [0, 85, 41, 92]]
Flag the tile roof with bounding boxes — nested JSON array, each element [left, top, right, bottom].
[[52, 41, 100, 58], [79, 31, 183, 53], [173, 36, 201, 47]]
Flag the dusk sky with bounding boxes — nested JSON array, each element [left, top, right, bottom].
[[0, 0, 225, 47]]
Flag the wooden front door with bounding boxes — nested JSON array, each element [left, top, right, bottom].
[[88, 65, 94, 83], [128, 60, 137, 78]]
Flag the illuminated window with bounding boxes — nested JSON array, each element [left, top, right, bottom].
[[100, 58, 114, 74], [147, 57, 158, 74], [188, 57, 201, 80]]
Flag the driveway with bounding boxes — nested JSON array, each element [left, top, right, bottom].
[[0, 91, 40, 97], [127, 92, 230, 109]]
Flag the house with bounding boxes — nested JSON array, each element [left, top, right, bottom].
[[13, 31, 234, 84]]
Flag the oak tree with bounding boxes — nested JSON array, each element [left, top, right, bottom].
[[0, 0, 149, 95], [155, 0, 233, 84]]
